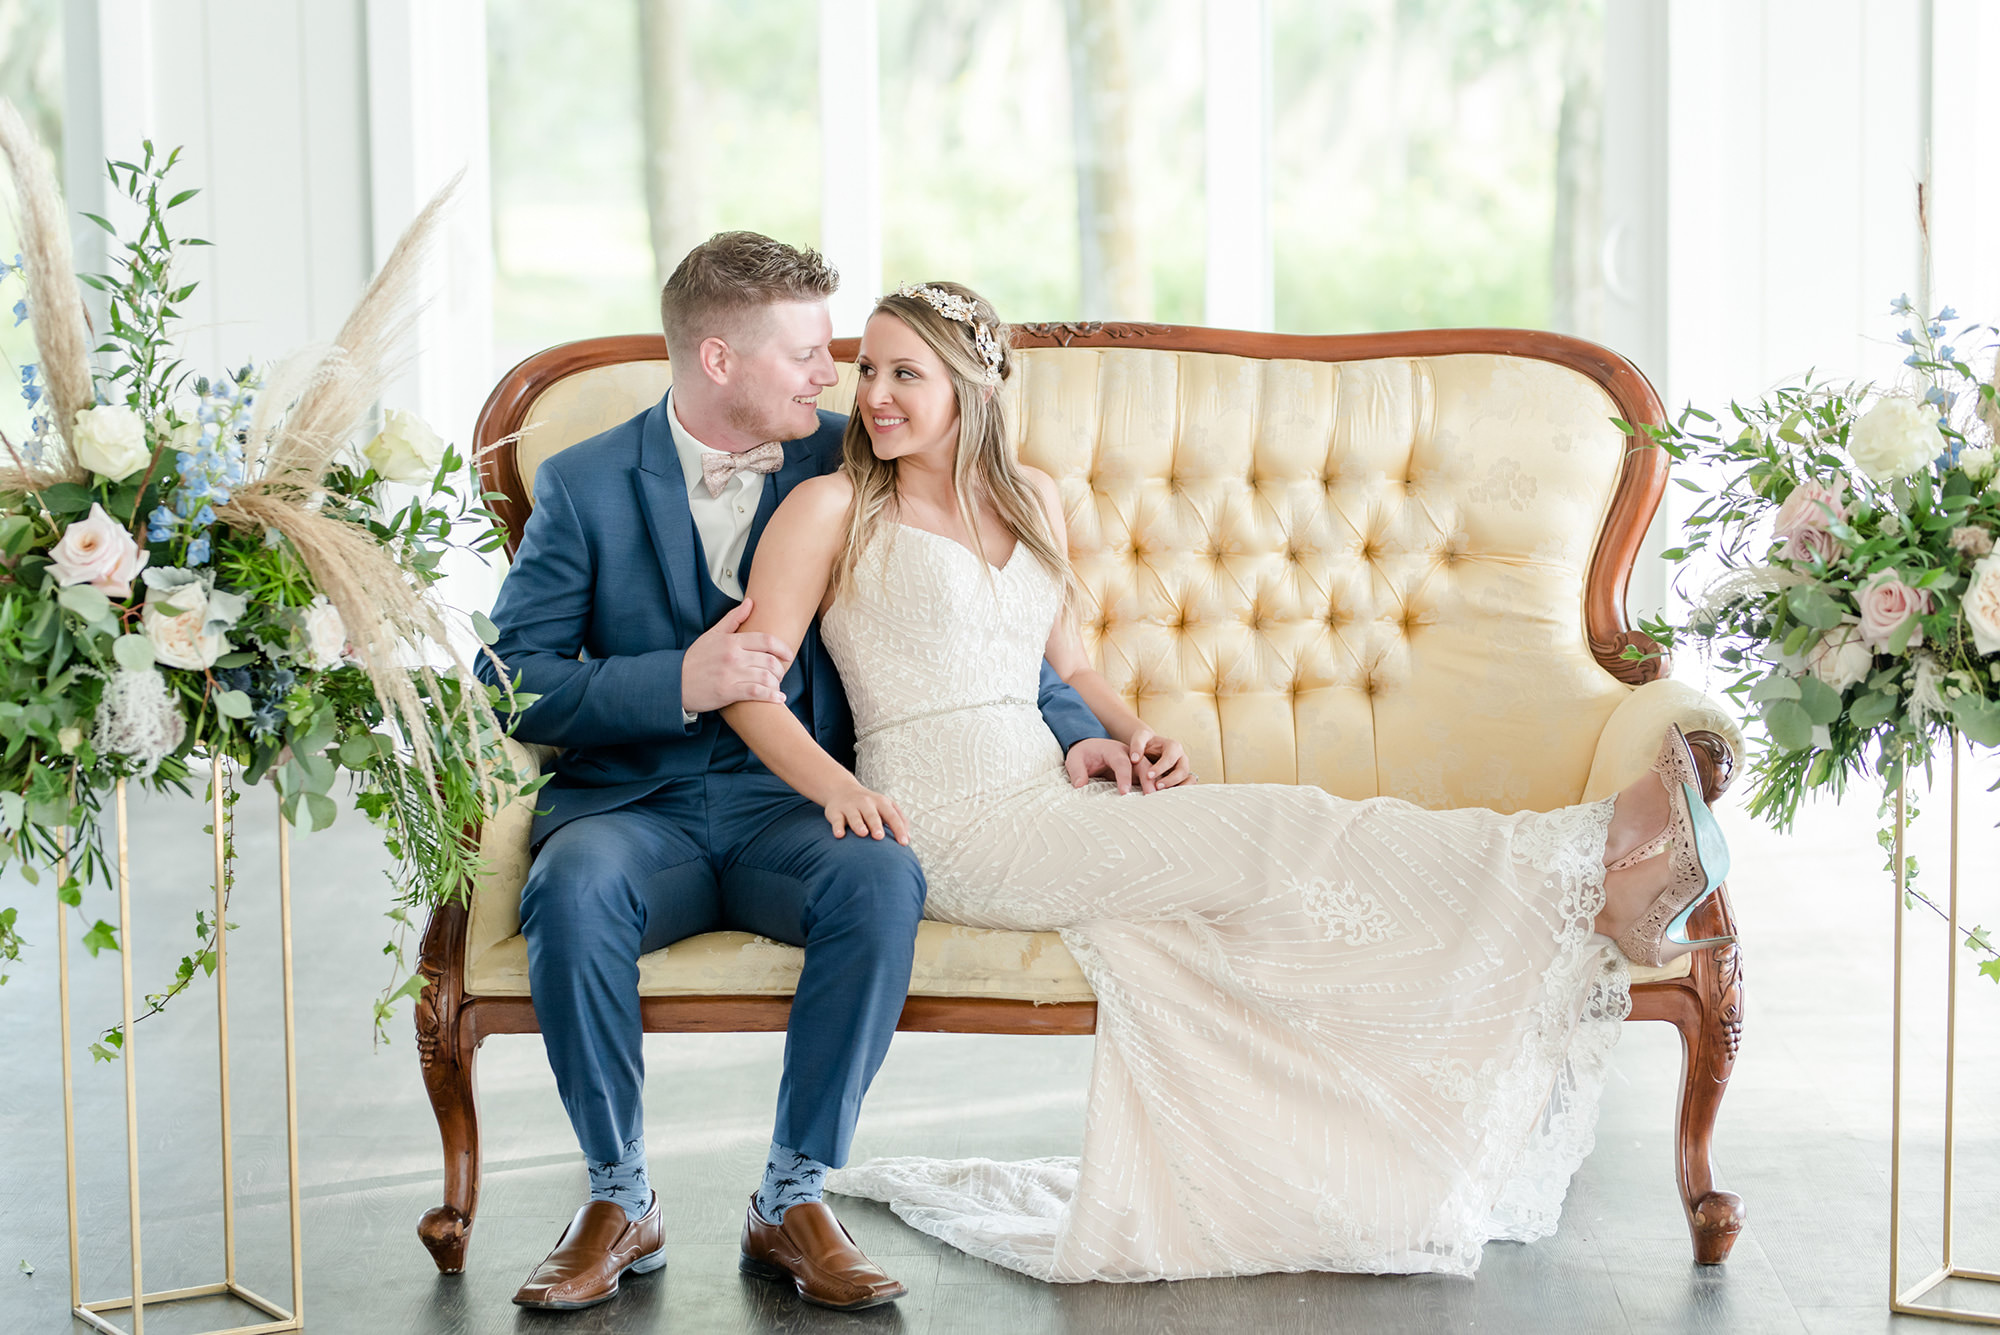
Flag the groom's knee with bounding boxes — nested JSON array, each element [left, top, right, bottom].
[[522, 829, 709, 960], [807, 841, 926, 950]]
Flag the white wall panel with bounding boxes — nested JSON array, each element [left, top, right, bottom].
[[66, 0, 371, 378]]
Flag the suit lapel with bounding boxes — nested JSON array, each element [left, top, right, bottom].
[[632, 397, 705, 642]]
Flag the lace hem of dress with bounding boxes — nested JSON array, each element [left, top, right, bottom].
[[1464, 798, 1629, 1256], [831, 798, 1629, 1283]]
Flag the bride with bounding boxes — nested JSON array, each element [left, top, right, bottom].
[[719, 282, 1731, 1284]]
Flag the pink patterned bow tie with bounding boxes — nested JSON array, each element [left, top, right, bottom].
[[700, 441, 785, 498]]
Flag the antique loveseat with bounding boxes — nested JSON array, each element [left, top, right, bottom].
[[414, 323, 1749, 1274]]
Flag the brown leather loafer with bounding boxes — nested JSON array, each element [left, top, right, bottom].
[[739, 1194, 906, 1311], [513, 1192, 666, 1310]]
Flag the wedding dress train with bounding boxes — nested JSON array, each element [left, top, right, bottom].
[[817, 524, 1630, 1282]]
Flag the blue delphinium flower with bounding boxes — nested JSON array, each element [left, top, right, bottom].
[[18, 363, 39, 407], [11, 298, 26, 327], [1938, 305, 1959, 321], [149, 366, 263, 563]]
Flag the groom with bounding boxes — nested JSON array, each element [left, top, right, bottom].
[[478, 232, 1122, 1312]]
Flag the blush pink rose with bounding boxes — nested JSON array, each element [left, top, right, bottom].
[[49, 503, 148, 598], [1855, 569, 1931, 649], [1788, 527, 1844, 567], [1772, 478, 1850, 564]]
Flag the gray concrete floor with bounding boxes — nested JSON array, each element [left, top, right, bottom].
[[4, 763, 2000, 1334]]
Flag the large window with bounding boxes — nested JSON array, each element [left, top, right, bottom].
[[487, 0, 818, 370], [876, 0, 1203, 324], [1271, 0, 1604, 337], [0, 0, 62, 448], [485, 0, 1605, 366]]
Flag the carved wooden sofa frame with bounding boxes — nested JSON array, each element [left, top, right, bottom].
[[415, 323, 1746, 1275]]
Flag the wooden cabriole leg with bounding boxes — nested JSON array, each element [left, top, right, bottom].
[[1671, 897, 1746, 1263], [1661, 729, 1746, 1263], [414, 900, 481, 1274]]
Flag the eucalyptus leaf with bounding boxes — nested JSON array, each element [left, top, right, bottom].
[[55, 584, 111, 624], [303, 792, 337, 832], [1796, 674, 1842, 725], [1763, 699, 1815, 751], [1788, 585, 1844, 630], [214, 689, 253, 719], [1953, 696, 2000, 747], [337, 736, 377, 769], [1849, 690, 1899, 729], [295, 752, 336, 793], [472, 610, 500, 645], [213, 650, 256, 668], [111, 634, 155, 671], [1749, 674, 1802, 703]]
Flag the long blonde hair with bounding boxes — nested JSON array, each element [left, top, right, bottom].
[[831, 282, 1080, 608]]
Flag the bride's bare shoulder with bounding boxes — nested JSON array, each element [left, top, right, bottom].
[[1018, 465, 1066, 529], [1019, 464, 1062, 505], [776, 470, 856, 523]]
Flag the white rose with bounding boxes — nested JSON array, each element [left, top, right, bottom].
[[49, 502, 148, 597], [1848, 397, 1944, 482], [143, 585, 228, 670], [139, 568, 246, 671], [1963, 551, 2000, 656], [301, 595, 348, 671], [1958, 445, 1998, 485], [70, 404, 152, 481], [1805, 621, 1874, 691], [362, 409, 446, 485]]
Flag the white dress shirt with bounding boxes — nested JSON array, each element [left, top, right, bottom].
[[668, 391, 769, 723], [667, 388, 766, 602]]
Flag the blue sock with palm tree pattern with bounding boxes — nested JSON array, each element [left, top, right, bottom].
[[754, 1141, 828, 1222]]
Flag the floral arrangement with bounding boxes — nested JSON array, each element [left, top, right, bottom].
[[0, 103, 536, 1050], [1635, 293, 2000, 985]]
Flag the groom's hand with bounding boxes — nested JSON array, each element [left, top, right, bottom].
[[1126, 726, 1192, 793], [1065, 738, 1138, 793], [683, 598, 796, 714]]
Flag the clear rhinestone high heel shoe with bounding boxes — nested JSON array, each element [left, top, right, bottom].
[[1607, 724, 1734, 968]]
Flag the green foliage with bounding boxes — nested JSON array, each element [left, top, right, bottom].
[[1659, 296, 2000, 986], [2, 147, 535, 1051]]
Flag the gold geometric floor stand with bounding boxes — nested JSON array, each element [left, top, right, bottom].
[[1891, 733, 2000, 1325], [56, 763, 305, 1335]]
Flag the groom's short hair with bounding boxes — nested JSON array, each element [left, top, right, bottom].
[[660, 232, 839, 362]]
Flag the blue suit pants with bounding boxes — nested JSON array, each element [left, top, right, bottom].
[[519, 773, 926, 1168]]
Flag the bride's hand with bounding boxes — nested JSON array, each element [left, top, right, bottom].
[[1127, 726, 1193, 792], [825, 780, 911, 844]]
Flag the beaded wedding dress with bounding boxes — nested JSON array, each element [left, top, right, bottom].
[[818, 524, 1630, 1283]]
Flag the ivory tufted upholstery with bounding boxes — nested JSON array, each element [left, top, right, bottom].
[[462, 338, 1743, 999]]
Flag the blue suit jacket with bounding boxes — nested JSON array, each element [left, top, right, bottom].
[[478, 397, 1108, 846]]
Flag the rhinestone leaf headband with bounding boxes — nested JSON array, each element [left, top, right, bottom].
[[894, 283, 1004, 384]]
